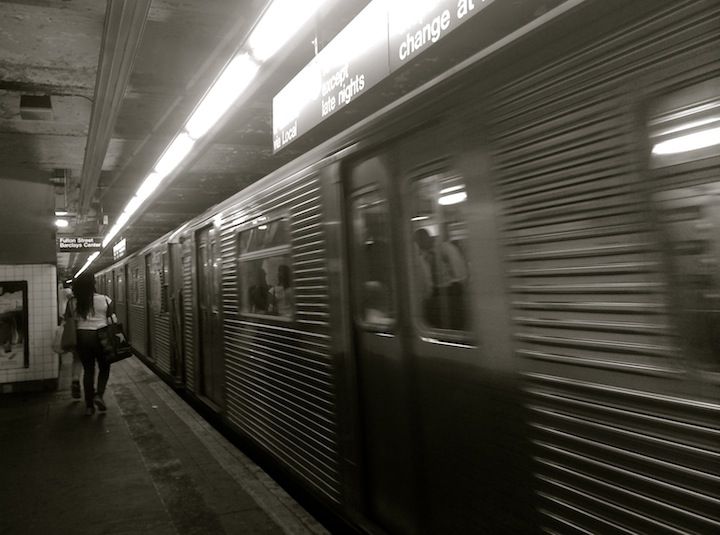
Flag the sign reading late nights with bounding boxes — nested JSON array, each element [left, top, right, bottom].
[[272, 0, 495, 152], [57, 237, 103, 252]]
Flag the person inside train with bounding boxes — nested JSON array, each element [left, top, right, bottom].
[[58, 283, 83, 399], [269, 264, 293, 317], [66, 272, 115, 415], [414, 227, 468, 330], [248, 265, 271, 313]]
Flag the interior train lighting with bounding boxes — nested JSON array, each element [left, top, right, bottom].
[[247, 0, 331, 62], [438, 191, 467, 205], [652, 125, 720, 155], [76, 0, 333, 278]]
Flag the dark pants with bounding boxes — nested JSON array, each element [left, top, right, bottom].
[[76, 329, 110, 408]]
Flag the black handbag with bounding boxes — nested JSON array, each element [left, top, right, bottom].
[[60, 300, 77, 351], [99, 299, 133, 364]]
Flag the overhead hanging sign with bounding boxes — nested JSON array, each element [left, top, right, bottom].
[[57, 236, 103, 252], [112, 238, 126, 261], [273, 0, 495, 152]]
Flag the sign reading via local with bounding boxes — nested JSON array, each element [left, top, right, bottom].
[[273, 0, 495, 152], [57, 236, 103, 252]]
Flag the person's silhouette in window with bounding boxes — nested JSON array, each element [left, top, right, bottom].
[[270, 264, 293, 317], [414, 228, 468, 330], [248, 266, 270, 313]]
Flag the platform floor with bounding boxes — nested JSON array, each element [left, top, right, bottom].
[[0, 355, 329, 535]]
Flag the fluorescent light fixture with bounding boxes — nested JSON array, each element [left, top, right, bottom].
[[438, 191, 467, 205], [248, 0, 330, 62], [55, 210, 70, 216], [411, 215, 429, 221], [652, 126, 720, 155], [154, 132, 195, 179], [74, 252, 100, 278], [123, 196, 143, 218], [136, 172, 163, 201], [439, 185, 464, 195], [185, 53, 259, 139], [55, 218, 69, 228]]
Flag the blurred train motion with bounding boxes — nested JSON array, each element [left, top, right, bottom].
[[95, 1, 719, 533]]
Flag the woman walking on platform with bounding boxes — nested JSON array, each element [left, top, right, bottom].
[[66, 272, 114, 415]]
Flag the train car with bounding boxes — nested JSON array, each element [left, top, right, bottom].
[[96, 1, 720, 533]]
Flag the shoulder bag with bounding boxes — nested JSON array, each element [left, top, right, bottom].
[[98, 297, 133, 364], [60, 300, 77, 351]]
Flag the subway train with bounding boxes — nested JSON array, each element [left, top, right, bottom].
[[95, 1, 720, 533]]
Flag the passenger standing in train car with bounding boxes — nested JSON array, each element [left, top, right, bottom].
[[248, 265, 271, 313], [269, 264, 293, 316], [58, 283, 82, 399], [66, 272, 114, 415], [414, 228, 468, 330]]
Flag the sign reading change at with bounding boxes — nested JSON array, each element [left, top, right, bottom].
[[272, 0, 495, 152]]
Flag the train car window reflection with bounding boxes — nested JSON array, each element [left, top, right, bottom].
[[351, 190, 395, 327], [131, 266, 140, 305], [411, 172, 470, 332], [238, 219, 294, 319], [116, 273, 125, 304]]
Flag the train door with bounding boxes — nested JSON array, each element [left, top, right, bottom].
[[345, 154, 419, 535], [397, 126, 536, 533], [196, 225, 224, 407], [122, 264, 130, 339]]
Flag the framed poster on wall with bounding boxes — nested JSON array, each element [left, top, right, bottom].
[[0, 281, 29, 370]]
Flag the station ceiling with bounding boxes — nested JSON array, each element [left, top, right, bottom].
[[0, 0, 370, 280], [0, 0, 558, 281]]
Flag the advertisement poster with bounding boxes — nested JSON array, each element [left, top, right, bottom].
[[0, 280, 29, 370]]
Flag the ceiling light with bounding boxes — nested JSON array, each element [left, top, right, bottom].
[[55, 218, 69, 228], [248, 0, 331, 62], [55, 210, 70, 216], [652, 126, 720, 155], [154, 132, 195, 179], [185, 53, 259, 139], [136, 172, 163, 201]]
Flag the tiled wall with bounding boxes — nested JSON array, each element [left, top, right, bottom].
[[0, 264, 58, 387]]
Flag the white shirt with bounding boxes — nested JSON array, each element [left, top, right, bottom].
[[70, 294, 113, 331]]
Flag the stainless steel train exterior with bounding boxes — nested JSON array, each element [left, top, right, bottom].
[[96, 1, 720, 533]]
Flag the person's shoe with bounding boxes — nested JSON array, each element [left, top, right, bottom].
[[71, 381, 81, 399], [93, 395, 107, 412], [85, 406, 95, 416]]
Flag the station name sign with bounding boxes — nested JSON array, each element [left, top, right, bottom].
[[273, 0, 494, 152], [57, 236, 103, 252]]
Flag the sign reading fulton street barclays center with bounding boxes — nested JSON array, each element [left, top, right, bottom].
[[57, 237, 103, 252], [272, 0, 495, 152]]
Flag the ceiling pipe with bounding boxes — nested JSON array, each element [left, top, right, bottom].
[[78, 0, 152, 215]]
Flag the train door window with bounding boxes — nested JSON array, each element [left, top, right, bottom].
[[350, 188, 395, 327], [130, 266, 140, 305], [649, 78, 720, 372], [149, 253, 162, 313], [409, 171, 470, 333], [237, 218, 294, 318], [116, 271, 125, 304]]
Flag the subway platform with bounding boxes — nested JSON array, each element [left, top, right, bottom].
[[0, 355, 329, 535]]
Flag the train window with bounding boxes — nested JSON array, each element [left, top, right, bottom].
[[649, 78, 720, 169], [160, 252, 169, 314], [650, 78, 720, 371], [237, 218, 294, 318], [410, 171, 470, 332], [116, 272, 125, 304], [130, 266, 140, 305], [351, 188, 395, 327]]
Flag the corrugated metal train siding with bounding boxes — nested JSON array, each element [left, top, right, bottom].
[[153, 314, 172, 375], [182, 244, 196, 392], [220, 173, 342, 504], [489, 2, 720, 533]]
